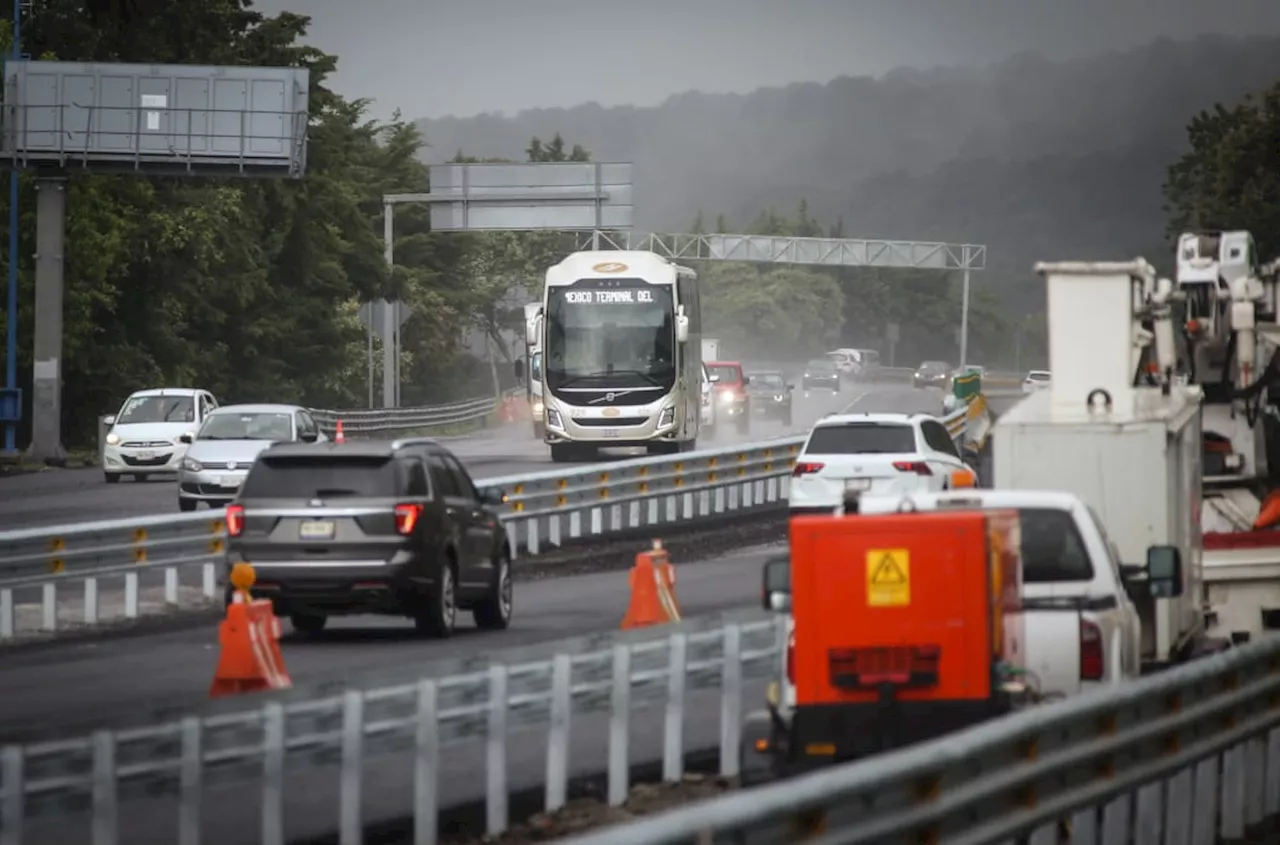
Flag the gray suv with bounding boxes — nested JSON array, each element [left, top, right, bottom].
[[224, 438, 512, 637]]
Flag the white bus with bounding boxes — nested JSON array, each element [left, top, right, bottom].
[[522, 302, 545, 439], [537, 250, 702, 462]]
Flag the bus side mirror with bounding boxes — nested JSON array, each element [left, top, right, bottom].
[[762, 557, 791, 612], [1143, 545, 1184, 598], [675, 314, 689, 343], [513, 357, 526, 384]]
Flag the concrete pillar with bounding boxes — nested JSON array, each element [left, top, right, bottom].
[[25, 176, 67, 465]]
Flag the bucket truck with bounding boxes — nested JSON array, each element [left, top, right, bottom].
[[992, 260, 1227, 672], [1172, 231, 1280, 642]]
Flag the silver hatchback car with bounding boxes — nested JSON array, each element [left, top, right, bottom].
[[177, 403, 326, 510]]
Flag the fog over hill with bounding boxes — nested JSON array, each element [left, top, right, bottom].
[[416, 35, 1280, 310]]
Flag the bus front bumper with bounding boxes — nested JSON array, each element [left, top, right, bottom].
[[543, 406, 679, 446]]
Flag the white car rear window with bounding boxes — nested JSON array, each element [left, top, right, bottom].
[[805, 423, 915, 455]]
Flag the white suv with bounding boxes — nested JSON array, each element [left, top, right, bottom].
[[1023, 370, 1051, 393], [788, 412, 974, 514]]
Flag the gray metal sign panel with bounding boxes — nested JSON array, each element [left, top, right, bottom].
[[425, 162, 632, 232], [358, 299, 411, 336], [1, 60, 309, 178]]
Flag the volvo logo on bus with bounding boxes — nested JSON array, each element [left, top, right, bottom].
[[605, 393, 616, 402], [592, 262, 628, 274]]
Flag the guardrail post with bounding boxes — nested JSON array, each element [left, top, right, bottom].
[[177, 717, 203, 845], [413, 679, 439, 845], [545, 654, 572, 812], [663, 633, 687, 782], [339, 690, 365, 845], [90, 730, 117, 845], [84, 577, 99, 626], [0, 589, 12, 639], [1221, 742, 1245, 839], [261, 702, 286, 845], [485, 664, 508, 837], [720, 624, 742, 778], [1190, 756, 1218, 843], [40, 583, 55, 632], [1, 746, 23, 845], [608, 643, 631, 806]]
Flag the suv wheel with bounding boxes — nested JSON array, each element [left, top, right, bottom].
[[473, 552, 512, 630], [290, 613, 327, 634], [415, 562, 457, 637]]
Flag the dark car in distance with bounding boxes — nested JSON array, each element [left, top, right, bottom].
[[913, 360, 951, 389], [223, 438, 512, 638], [802, 359, 841, 394], [746, 370, 794, 426]]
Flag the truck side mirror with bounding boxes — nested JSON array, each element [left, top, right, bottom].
[[762, 557, 791, 612], [741, 375, 750, 386], [513, 357, 526, 384], [1143, 545, 1184, 598], [675, 314, 689, 343]]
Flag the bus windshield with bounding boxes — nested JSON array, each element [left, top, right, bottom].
[[545, 280, 676, 390]]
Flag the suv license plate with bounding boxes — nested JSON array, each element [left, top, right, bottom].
[[217, 475, 242, 488], [600, 429, 619, 438], [137, 450, 155, 460], [299, 520, 335, 540], [844, 478, 871, 492]]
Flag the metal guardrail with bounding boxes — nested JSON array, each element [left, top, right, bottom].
[[0, 404, 974, 641], [0, 615, 785, 845], [307, 394, 500, 437], [559, 632, 1280, 845]]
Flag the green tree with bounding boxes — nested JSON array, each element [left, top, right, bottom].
[[1164, 84, 1280, 257]]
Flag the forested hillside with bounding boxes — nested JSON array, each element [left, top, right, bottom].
[[418, 36, 1280, 312]]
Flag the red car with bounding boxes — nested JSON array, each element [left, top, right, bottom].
[[706, 360, 751, 435]]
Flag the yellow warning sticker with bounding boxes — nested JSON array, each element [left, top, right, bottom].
[[866, 548, 910, 607]]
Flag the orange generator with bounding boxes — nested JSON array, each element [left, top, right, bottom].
[[755, 507, 1026, 776]]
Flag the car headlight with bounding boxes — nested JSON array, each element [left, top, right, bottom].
[[658, 406, 675, 427], [182, 457, 203, 472], [718, 391, 735, 405], [105, 432, 120, 446], [774, 394, 785, 402], [546, 408, 564, 429], [532, 400, 544, 415]]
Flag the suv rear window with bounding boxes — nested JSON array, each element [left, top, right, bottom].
[[241, 456, 399, 499], [804, 423, 916, 454], [1019, 508, 1094, 583]]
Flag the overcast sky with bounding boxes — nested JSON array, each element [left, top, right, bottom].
[[251, 0, 1280, 121]]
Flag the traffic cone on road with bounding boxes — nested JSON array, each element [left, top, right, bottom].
[[621, 539, 682, 630], [334, 420, 345, 443], [209, 563, 292, 698]]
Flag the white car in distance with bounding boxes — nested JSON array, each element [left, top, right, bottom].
[[102, 388, 219, 483], [787, 412, 976, 514], [178, 403, 326, 511], [1023, 370, 1052, 393]]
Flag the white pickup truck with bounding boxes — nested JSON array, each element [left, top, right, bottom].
[[857, 489, 1144, 699]]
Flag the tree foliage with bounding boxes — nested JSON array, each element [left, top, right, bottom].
[[0, 3, 592, 448], [1164, 83, 1280, 259]]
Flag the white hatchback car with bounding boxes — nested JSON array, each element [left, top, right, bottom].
[[102, 388, 219, 483], [1023, 370, 1052, 393], [788, 412, 975, 514]]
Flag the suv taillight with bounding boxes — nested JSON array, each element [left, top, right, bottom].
[[792, 461, 825, 477], [892, 461, 933, 475], [394, 503, 424, 535], [225, 504, 244, 538], [786, 630, 796, 685], [1080, 618, 1104, 681]]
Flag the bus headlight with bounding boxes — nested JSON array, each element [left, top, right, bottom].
[[658, 406, 675, 427], [546, 408, 564, 429]]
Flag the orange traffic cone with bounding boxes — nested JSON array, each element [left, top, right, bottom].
[[621, 540, 682, 629], [334, 420, 345, 443], [209, 564, 292, 698], [1255, 489, 1280, 530]]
